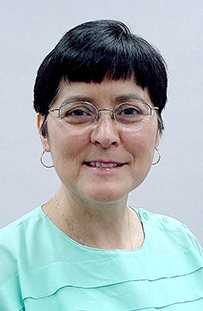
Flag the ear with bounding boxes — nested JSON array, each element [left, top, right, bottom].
[[37, 114, 50, 152], [155, 128, 160, 149]]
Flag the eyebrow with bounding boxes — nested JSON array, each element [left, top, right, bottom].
[[59, 93, 148, 107], [61, 96, 94, 106], [115, 94, 147, 104]]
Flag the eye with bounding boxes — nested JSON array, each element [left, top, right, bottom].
[[115, 102, 149, 123], [59, 102, 96, 124], [115, 103, 142, 118], [120, 106, 142, 116], [66, 107, 91, 117]]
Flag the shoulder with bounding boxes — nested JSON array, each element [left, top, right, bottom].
[[0, 206, 45, 244], [0, 206, 45, 309], [137, 206, 193, 233], [0, 207, 45, 281], [135, 207, 203, 257], [0, 206, 48, 262]]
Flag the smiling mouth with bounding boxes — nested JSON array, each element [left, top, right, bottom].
[[84, 162, 125, 168]]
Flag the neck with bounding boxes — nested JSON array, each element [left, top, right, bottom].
[[44, 185, 144, 250]]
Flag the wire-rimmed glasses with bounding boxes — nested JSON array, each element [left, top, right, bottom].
[[48, 98, 158, 130]]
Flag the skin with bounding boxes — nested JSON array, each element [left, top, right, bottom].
[[38, 79, 160, 250]]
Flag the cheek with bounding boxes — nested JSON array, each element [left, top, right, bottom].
[[122, 128, 157, 191], [122, 126, 157, 162], [48, 131, 87, 187], [47, 127, 87, 167]]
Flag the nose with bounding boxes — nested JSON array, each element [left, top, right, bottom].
[[90, 113, 120, 148]]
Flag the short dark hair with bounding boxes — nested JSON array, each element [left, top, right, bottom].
[[34, 20, 167, 132]]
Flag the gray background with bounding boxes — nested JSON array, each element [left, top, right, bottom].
[[1, 0, 203, 245]]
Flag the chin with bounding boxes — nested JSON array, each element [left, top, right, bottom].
[[78, 185, 130, 204]]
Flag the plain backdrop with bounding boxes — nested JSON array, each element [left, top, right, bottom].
[[1, 0, 203, 245]]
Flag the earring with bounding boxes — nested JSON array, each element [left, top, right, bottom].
[[152, 147, 161, 166], [40, 149, 54, 168]]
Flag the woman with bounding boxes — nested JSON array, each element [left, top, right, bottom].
[[0, 20, 203, 310]]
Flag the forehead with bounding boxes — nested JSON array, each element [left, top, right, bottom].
[[52, 79, 152, 107]]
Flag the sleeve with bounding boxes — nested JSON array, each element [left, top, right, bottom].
[[186, 227, 203, 258], [168, 215, 203, 260], [0, 243, 24, 310]]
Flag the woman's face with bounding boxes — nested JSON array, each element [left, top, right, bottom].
[[38, 79, 160, 204]]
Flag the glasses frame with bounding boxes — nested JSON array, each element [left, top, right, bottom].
[[48, 100, 159, 128]]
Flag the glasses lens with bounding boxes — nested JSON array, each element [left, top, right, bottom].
[[54, 100, 154, 130], [59, 102, 97, 125], [114, 102, 151, 125]]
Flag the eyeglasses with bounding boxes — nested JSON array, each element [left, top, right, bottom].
[[48, 99, 158, 130]]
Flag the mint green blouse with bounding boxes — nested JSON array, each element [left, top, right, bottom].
[[0, 206, 203, 310]]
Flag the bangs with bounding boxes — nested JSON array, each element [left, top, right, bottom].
[[59, 25, 136, 83], [34, 19, 167, 128]]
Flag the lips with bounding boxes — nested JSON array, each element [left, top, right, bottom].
[[84, 161, 125, 168]]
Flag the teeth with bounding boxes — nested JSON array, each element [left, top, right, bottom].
[[88, 162, 119, 168]]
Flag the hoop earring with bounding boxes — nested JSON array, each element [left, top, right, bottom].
[[40, 149, 54, 168], [152, 147, 161, 166]]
